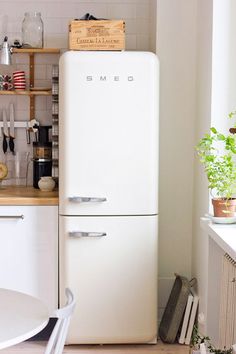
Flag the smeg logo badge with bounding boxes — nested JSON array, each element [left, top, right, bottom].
[[86, 76, 134, 82]]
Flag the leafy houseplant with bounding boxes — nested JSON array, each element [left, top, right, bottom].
[[196, 115, 236, 217], [191, 325, 233, 354]]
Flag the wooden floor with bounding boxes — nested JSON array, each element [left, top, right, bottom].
[[1, 341, 190, 354]]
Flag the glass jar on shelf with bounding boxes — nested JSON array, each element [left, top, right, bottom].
[[22, 12, 44, 48]]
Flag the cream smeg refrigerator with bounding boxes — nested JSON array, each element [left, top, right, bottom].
[[59, 51, 159, 344]]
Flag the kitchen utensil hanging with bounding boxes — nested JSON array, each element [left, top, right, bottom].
[[2, 104, 16, 154], [2, 108, 8, 154], [9, 103, 15, 154]]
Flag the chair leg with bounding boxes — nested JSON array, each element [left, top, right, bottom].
[[54, 318, 71, 354], [44, 319, 62, 354], [44, 288, 75, 354]]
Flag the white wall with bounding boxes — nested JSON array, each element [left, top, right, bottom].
[[0, 0, 152, 51], [156, 0, 197, 319], [149, 0, 157, 53], [193, 0, 236, 335], [211, 0, 236, 130], [0, 0, 152, 185], [192, 0, 213, 334]]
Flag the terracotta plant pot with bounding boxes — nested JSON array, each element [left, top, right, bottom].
[[212, 198, 236, 217]]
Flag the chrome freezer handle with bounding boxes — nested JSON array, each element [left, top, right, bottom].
[[0, 215, 24, 219], [69, 197, 107, 203], [69, 231, 107, 238]]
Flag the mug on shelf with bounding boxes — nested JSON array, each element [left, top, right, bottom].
[[0, 82, 13, 90], [13, 70, 26, 90], [0, 74, 12, 82]]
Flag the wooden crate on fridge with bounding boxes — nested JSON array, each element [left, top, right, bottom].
[[69, 20, 125, 51]]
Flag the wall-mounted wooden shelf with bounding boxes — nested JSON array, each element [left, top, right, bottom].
[[0, 90, 52, 96], [11, 48, 60, 120], [12, 48, 60, 54]]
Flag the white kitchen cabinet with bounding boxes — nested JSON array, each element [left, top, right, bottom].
[[0, 205, 58, 314]]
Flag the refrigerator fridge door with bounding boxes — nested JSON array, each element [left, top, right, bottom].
[[59, 215, 158, 344], [59, 51, 159, 216]]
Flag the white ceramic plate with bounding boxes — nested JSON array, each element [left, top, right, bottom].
[[205, 213, 236, 224]]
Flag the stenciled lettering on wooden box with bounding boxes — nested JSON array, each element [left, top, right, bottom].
[[69, 20, 125, 51]]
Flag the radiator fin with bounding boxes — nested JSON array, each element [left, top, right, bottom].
[[219, 253, 236, 349]]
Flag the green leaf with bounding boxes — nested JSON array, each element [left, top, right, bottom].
[[217, 134, 225, 141], [228, 111, 236, 119], [205, 155, 214, 162], [195, 114, 236, 199]]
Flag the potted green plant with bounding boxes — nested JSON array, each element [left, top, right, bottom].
[[191, 325, 233, 353], [196, 114, 236, 217]]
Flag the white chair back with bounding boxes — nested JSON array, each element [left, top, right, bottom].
[[45, 288, 75, 354]]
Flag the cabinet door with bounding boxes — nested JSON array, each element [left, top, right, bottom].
[[60, 215, 158, 344], [0, 206, 58, 314]]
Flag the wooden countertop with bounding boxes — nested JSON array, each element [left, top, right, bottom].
[[0, 186, 58, 206]]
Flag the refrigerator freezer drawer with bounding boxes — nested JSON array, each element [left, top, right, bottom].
[[59, 215, 158, 344], [59, 51, 159, 216]]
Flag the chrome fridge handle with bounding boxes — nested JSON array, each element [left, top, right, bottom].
[[69, 231, 107, 238], [69, 197, 107, 203], [0, 215, 24, 219]]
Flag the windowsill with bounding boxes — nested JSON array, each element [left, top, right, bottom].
[[200, 218, 236, 260]]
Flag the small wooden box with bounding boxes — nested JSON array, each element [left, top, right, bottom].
[[69, 20, 125, 51]]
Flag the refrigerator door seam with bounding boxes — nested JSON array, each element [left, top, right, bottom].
[[59, 213, 158, 217]]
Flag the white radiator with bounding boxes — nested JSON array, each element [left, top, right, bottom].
[[219, 253, 236, 349]]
